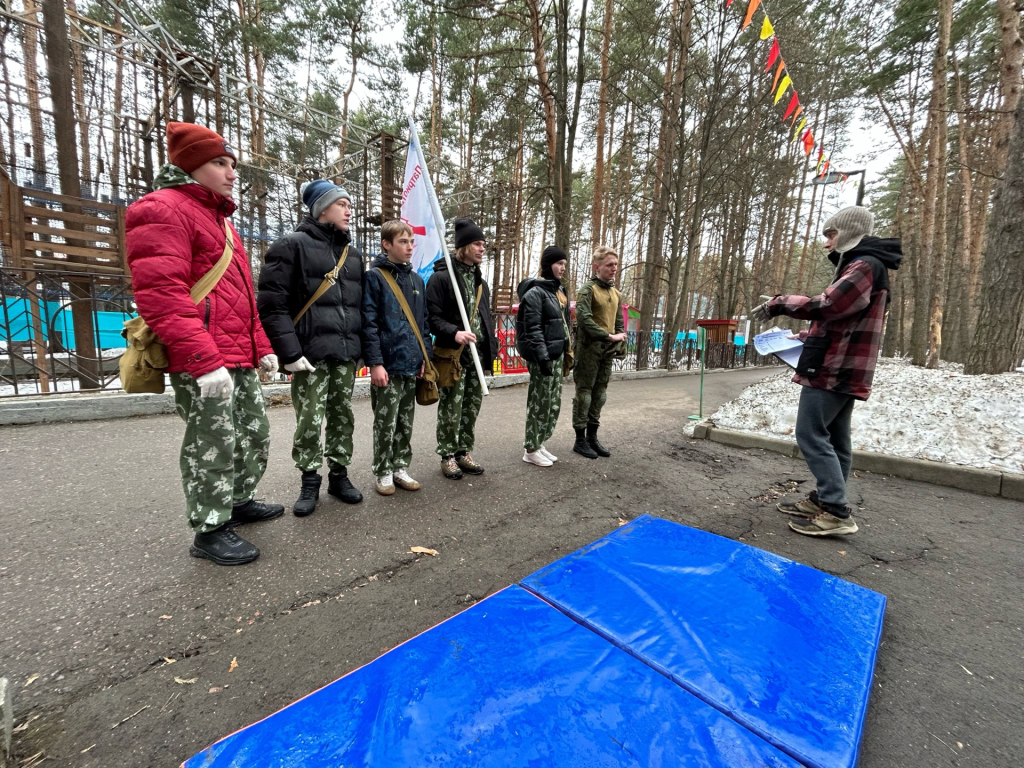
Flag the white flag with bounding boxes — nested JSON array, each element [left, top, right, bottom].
[[401, 118, 445, 280]]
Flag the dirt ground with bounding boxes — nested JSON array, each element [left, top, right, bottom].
[[1, 368, 1020, 766]]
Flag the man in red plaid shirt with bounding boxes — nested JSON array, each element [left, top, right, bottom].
[[752, 206, 902, 537]]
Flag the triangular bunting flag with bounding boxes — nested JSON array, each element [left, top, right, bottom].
[[802, 130, 815, 155], [783, 92, 799, 120], [765, 38, 780, 72], [727, 0, 735, 6], [816, 152, 827, 173], [789, 104, 803, 127], [760, 16, 775, 39], [793, 116, 807, 141], [774, 75, 792, 104], [742, 0, 763, 29], [771, 59, 786, 92]]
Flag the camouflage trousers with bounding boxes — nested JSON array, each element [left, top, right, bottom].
[[370, 375, 416, 476], [170, 368, 270, 533], [572, 349, 613, 429], [290, 359, 356, 472], [524, 356, 563, 451], [435, 368, 484, 456]]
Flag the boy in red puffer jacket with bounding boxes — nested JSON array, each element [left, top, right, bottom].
[[126, 122, 283, 566]]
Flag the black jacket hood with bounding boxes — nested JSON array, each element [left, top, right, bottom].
[[517, 276, 561, 300], [830, 236, 903, 272], [830, 235, 903, 298], [296, 215, 351, 245]]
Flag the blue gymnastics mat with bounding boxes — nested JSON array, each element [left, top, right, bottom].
[[521, 515, 886, 768], [183, 585, 799, 768]]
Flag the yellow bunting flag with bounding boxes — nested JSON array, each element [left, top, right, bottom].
[[774, 75, 792, 104], [742, 0, 763, 29], [760, 17, 775, 40], [792, 116, 807, 141]]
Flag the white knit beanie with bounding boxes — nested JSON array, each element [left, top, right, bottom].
[[823, 206, 874, 254]]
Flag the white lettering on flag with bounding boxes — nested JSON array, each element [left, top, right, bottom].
[[401, 125, 444, 280]]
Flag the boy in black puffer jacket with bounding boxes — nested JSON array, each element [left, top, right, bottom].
[[258, 180, 364, 517], [517, 246, 570, 467], [362, 220, 433, 496]]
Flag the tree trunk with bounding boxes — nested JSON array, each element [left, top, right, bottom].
[[925, 0, 952, 368], [590, 0, 613, 250], [22, 0, 48, 188], [964, 91, 1024, 374], [42, 0, 100, 389]]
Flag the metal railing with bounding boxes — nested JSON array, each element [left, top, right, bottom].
[[490, 314, 778, 375], [0, 286, 779, 398], [0, 267, 134, 396]]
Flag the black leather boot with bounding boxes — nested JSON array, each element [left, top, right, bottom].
[[230, 497, 285, 525], [573, 427, 599, 459], [328, 466, 363, 504], [190, 526, 260, 565], [293, 471, 322, 517], [586, 423, 611, 457]]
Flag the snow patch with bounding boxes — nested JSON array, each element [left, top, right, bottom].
[[711, 357, 1024, 475]]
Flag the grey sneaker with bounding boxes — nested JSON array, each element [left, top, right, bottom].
[[789, 510, 859, 536], [777, 496, 823, 518]]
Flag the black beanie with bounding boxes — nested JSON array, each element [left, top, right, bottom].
[[540, 245, 567, 279], [453, 217, 486, 249]]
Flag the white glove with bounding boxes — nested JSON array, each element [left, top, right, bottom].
[[259, 354, 279, 375], [751, 301, 772, 323], [284, 356, 316, 373], [196, 366, 233, 399]]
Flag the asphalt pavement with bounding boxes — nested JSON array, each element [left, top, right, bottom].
[[1, 367, 1021, 766]]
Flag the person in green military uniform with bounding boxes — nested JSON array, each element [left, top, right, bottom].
[[258, 180, 365, 517], [362, 220, 433, 495], [426, 218, 497, 480], [517, 246, 570, 467], [572, 245, 626, 459], [126, 122, 284, 566]]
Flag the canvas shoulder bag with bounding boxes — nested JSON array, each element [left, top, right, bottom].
[[374, 267, 439, 406], [432, 284, 483, 389], [120, 220, 235, 394]]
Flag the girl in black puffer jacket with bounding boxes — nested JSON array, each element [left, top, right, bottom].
[[517, 246, 570, 467]]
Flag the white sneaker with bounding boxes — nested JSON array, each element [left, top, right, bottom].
[[375, 473, 395, 496], [393, 467, 421, 491], [523, 449, 553, 467], [538, 445, 558, 463]]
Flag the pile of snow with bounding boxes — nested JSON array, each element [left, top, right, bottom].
[[711, 357, 1024, 474]]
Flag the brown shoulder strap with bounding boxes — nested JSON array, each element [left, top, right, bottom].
[[190, 220, 235, 304], [375, 267, 430, 363], [292, 245, 350, 325]]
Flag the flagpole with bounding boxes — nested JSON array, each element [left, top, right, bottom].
[[407, 116, 489, 396]]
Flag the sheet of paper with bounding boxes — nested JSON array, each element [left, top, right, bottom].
[[754, 328, 803, 369]]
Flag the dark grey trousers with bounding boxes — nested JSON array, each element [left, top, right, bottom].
[[795, 386, 856, 517]]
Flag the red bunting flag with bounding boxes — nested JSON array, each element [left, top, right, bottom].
[[765, 38, 780, 72], [742, 0, 762, 29], [726, 0, 735, 5], [783, 92, 799, 121]]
